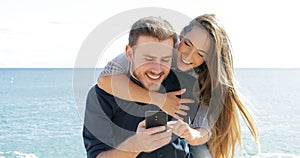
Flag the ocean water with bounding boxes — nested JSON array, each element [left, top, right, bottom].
[[0, 68, 299, 158]]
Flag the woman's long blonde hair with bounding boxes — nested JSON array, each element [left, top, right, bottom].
[[189, 14, 260, 158]]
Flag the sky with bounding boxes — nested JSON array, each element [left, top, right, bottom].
[[1, 0, 300, 68]]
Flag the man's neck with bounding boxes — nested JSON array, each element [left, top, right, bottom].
[[128, 73, 144, 89], [128, 73, 166, 93]]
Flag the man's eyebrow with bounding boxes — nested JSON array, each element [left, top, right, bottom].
[[144, 55, 156, 58], [162, 55, 172, 58], [144, 55, 172, 58]]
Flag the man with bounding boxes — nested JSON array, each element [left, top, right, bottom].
[[83, 16, 198, 158]]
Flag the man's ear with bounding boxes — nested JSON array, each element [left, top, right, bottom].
[[125, 45, 133, 61]]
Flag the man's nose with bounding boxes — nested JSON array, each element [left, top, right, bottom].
[[151, 63, 162, 74]]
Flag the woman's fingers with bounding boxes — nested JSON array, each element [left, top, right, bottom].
[[179, 104, 190, 111], [180, 98, 195, 104], [176, 109, 187, 116], [172, 89, 186, 95]]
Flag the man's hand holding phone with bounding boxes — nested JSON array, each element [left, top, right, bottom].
[[119, 119, 172, 153], [145, 111, 168, 134]]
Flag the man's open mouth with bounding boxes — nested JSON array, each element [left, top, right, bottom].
[[146, 73, 161, 80]]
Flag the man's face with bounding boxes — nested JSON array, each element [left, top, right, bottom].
[[126, 35, 174, 91]]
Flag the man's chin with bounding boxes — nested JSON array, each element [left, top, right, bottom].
[[148, 84, 161, 91]]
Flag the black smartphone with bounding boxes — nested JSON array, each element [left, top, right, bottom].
[[145, 111, 167, 132]]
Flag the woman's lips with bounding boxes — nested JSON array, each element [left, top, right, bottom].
[[181, 56, 192, 65]]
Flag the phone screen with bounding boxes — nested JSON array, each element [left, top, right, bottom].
[[145, 111, 167, 131]]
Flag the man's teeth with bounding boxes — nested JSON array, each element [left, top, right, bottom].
[[181, 57, 191, 64], [147, 73, 160, 79]]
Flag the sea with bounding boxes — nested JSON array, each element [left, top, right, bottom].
[[0, 68, 299, 158]]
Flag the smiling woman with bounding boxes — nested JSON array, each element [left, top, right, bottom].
[[176, 25, 210, 71]]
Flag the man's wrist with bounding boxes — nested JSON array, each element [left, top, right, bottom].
[[116, 136, 141, 157]]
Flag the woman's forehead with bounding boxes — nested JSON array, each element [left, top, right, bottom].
[[185, 27, 211, 52]]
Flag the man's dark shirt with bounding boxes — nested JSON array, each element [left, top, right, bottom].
[[83, 70, 199, 158]]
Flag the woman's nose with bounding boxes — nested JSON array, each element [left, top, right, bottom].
[[181, 49, 193, 60]]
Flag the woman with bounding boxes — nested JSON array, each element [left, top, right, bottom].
[[98, 14, 260, 157]]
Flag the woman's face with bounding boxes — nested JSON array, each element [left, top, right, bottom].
[[176, 26, 211, 71]]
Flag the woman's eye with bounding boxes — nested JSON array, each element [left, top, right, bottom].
[[184, 40, 191, 47], [198, 51, 205, 57]]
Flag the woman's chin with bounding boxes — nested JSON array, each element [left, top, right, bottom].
[[177, 61, 194, 71]]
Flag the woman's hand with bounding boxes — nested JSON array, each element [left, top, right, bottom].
[[168, 120, 198, 142], [168, 120, 210, 146], [150, 89, 194, 120]]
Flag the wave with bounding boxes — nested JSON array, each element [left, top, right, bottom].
[[243, 152, 300, 158], [0, 151, 38, 158]]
